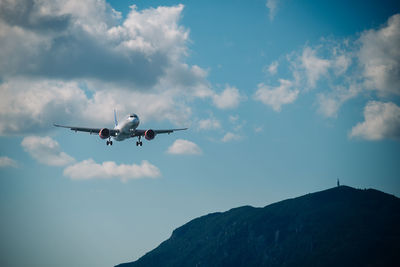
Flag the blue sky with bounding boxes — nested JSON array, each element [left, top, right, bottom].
[[0, 0, 399, 266]]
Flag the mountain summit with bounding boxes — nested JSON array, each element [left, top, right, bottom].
[[116, 186, 400, 267]]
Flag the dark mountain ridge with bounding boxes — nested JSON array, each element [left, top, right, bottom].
[[117, 186, 400, 267]]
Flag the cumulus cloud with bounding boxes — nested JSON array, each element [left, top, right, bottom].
[[0, 79, 87, 135], [333, 54, 351, 76], [316, 84, 361, 118], [21, 136, 75, 166], [317, 94, 340, 118], [301, 14, 399, 97], [63, 159, 160, 181], [221, 132, 242, 142], [254, 79, 299, 112], [0, 79, 192, 135], [0, 0, 73, 32], [0, 1, 189, 87], [273, 41, 353, 99], [254, 126, 263, 133], [229, 115, 246, 131], [267, 61, 279, 75], [167, 139, 202, 155], [359, 14, 400, 96], [82, 85, 192, 126], [256, 46, 333, 112], [212, 85, 244, 109], [0, 156, 17, 168], [314, 13, 400, 121], [350, 101, 400, 140], [0, 1, 234, 136], [266, 0, 279, 21], [301, 47, 331, 88], [229, 115, 239, 123], [254, 13, 400, 140], [198, 118, 221, 131]]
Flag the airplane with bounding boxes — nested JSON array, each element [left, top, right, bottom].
[[54, 110, 188, 146]]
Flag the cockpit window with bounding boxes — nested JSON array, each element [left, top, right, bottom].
[[129, 114, 138, 119]]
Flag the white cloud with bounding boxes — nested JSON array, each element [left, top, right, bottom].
[[254, 126, 263, 133], [228, 115, 245, 131], [0, 79, 87, 135], [266, 0, 279, 21], [229, 115, 239, 123], [0, 1, 189, 87], [63, 159, 160, 181], [254, 13, 400, 141], [275, 42, 353, 105], [254, 79, 299, 112], [167, 139, 202, 155], [267, 61, 279, 75], [0, 156, 17, 168], [359, 14, 400, 96], [212, 85, 244, 109], [0, 79, 192, 135], [317, 94, 341, 118], [301, 47, 331, 88], [333, 54, 351, 76], [316, 84, 361, 118], [83, 85, 192, 126], [221, 132, 242, 142], [21, 136, 75, 166], [198, 118, 221, 131], [0, 1, 235, 135], [350, 101, 400, 140]]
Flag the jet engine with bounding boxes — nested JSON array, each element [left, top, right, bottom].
[[144, 129, 156, 140], [99, 128, 110, 139]]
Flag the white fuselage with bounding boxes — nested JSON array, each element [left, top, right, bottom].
[[113, 115, 140, 141]]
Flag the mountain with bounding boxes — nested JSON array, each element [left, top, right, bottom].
[[116, 186, 400, 267]]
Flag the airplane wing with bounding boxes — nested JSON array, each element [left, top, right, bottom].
[[133, 128, 188, 137], [53, 124, 119, 136]]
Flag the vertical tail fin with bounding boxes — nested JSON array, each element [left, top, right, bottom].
[[114, 109, 118, 127]]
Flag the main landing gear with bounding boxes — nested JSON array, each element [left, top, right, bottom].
[[136, 136, 143, 146], [106, 137, 113, 146]]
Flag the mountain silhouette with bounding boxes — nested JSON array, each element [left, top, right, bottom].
[[116, 186, 400, 267]]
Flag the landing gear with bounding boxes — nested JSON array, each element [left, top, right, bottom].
[[106, 137, 113, 146], [136, 136, 143, 146]]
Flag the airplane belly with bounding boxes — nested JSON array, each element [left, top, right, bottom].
[[114, 133, 129, 141]]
